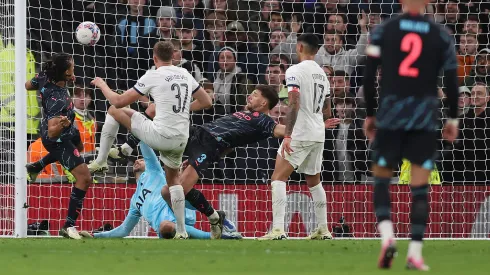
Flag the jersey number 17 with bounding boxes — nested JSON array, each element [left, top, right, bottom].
[[313, 83, 325, 113], [399, 33, 423, 78]]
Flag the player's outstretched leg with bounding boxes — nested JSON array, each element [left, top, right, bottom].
[[88, 109, 121, 173], [165, 166, 189, 239], [305, 174, 332, 240], [406, 165, 430, 271], [25, 153, 58, 182], [372, 165, 397, 269]]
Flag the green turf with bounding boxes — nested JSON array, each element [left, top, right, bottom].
[[0, 239, 488, 275]]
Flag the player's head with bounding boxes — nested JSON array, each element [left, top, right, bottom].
[[400, 0, 431, 13], [159, 221, 176, 239], [246, 84, 279, 113], [153, 41, 174, 66], [296, 33, 320, 58], [43, 53, 74, 83]]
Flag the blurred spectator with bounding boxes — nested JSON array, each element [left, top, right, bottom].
[[173, 0, 205, 40], [259, 12, 287, 54], [137, 6, 177, 75], [170, 39, 203, 81], [314, 15, 368, 76], [459, 83, 490, 182], [366, 4, 383, 32], [206, 21, 264, 83], [357, 67, 381, 108], [175, 18, 206, 70], [72, 85, 97, 159], [325, 13, 356, 50], [441, 0, 462, 34], [155, 6, 177, 40], [202, 12, 227, 68], [115, 0, 157, 88], [213, 47, 254, 115], [264, 62, 287, 101], [270, 101, 290, 125], [270, 54, 291, 71], [331, 70, 353, 100], [461, 15, 488, 49], [463, 48, 490, 88], [457, 32, 478, 85], [457, 86, 472, 117], [270, 13, 304, 64], [261, 28, 289, 55]]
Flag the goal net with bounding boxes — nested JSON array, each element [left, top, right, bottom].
[[1, 0, 489, 238]]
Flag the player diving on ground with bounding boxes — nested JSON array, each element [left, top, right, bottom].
[[79, 142, 241, 239]]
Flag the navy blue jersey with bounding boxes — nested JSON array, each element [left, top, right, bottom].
[[364, 13, 459, 131], [31, 72, 77, 143], [201, 111, 277, 148]]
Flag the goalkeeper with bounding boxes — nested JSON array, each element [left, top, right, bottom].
[[81, 141, 241, 239]]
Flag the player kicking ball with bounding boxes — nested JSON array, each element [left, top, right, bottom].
[[89, 41, 212, 239], [79, 142, 241, 240], [259, 34, 332, 240], [363, 0, 459, 270]]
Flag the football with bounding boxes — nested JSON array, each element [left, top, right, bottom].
[[75, 21, 101, 46]]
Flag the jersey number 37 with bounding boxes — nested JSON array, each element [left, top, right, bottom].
[[171, 83, 190, 113], [399, 33, 422, 78]]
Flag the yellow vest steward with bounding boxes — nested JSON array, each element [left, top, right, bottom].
[[0, 43, 40, 134], [399, 159, 441, 185], [73, 112, 97, 154]]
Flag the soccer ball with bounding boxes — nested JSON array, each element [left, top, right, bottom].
[[75, 21, 101, 46]]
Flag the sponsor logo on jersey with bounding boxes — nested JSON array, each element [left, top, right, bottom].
[[137, 82, 145, 87]]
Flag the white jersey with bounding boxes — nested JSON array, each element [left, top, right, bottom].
[[134, 65, 200, 139], [285, 60, 330, 142]]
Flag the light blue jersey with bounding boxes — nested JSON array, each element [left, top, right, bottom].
[[94, 142, 208, 239]]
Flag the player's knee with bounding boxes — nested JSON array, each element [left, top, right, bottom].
[[108, 105, 117, 116], [271, 171, 288, 182], [159, 221, 176, 239]]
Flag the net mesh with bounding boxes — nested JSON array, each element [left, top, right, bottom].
[[1, 0, 489, 238]]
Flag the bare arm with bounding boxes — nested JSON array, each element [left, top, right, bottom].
[[190, 87, 212, 112], [322, 97, 332, 121], [284, 91, 300, 137], [273, 124, 286, 138], [92, 77, 141, 108]]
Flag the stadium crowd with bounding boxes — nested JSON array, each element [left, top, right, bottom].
[[13, 0, 490, 184]]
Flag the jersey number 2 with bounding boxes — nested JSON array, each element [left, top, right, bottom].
[[399, 33, 422, 78], [171, 83, 189, 113]]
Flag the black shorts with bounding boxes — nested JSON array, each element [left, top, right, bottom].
[[371, 129, 438, 170], [42, 131, 84, 171], [185, 126, 224, 173]]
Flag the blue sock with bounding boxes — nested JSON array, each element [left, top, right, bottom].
[[185, 225, 211, 239]]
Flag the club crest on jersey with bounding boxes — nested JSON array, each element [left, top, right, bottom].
[[253, 112, 259, 117], [73, 149, 80, 157]]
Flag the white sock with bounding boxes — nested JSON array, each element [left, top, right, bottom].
[[309, 183, 327, 230], [378, 220, 395, 243], [169, 185, 186, 235], [121, 143, 133, 156], [208, 211, 219, 224], [271, 180, 287, 232], [95, 114, 119, 164], [408, 241, 423, 260]]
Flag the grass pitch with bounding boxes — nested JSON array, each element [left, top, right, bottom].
[[0, 239, 488, 275]]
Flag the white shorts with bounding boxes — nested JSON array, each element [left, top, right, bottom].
[[131, 112, 187, 169], [278, 140, 324, 175]]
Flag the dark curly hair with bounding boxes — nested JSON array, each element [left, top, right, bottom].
[[42, 53, 73, 82]]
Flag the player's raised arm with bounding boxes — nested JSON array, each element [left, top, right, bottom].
[[139, 141, 163, 173], [91, 77, 142, 108]]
